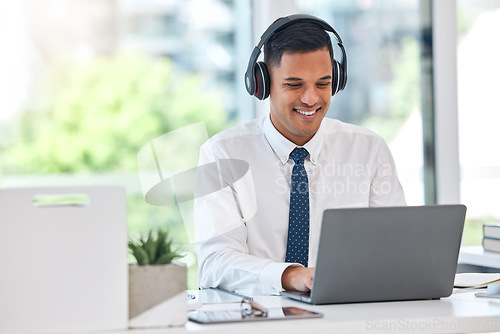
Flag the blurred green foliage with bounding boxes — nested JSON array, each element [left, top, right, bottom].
[[462, 217, 500, 247], [361, 38, 420, 142], [2, 52, 229, 173], [1, 52, 232, 289]]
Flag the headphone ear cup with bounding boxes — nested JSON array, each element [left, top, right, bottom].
[[331, 60, 340, 96], [254, 61, 271, 100], [332, 59, 347, 96], [338, 62, 347, 92]]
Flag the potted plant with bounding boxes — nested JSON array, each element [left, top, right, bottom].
[[128, 228, 186, 323]]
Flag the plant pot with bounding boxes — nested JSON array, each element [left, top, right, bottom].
[[128, 262, 186, 322]]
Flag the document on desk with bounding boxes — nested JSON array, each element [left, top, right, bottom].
[[197, 287, 253, 304], [454, 273, 500, 288]]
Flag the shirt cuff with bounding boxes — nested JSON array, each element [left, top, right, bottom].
[[260, 262, 303, 294]]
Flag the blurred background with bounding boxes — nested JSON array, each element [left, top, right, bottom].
[[0, 0, 499, 289]]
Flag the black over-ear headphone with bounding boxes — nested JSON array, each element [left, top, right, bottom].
[[244, 14, 348, 100]]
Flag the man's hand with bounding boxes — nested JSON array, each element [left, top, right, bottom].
[[281, 266, 314, 292]]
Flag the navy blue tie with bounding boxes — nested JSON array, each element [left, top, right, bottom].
[[285, 147, 310, 267]]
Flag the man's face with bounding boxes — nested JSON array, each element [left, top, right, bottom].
[[269, 47, 333, 146]]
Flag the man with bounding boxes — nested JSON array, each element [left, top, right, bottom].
[[194, 15, 406, 295]]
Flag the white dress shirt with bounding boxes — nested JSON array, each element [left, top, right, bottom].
[[194, 116, 406, 295]]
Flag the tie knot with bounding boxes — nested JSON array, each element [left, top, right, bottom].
[[290, 147, 309, 163]]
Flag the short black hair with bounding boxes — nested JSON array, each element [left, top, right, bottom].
[[264, 20, 334, 69]]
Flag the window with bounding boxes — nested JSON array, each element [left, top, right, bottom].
[[0, 0, 252, 289], [2, 0, 481, 289], [457, 0, 500, 245], [295, 0, 425, 205]]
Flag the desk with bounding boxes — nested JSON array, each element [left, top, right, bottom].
[[104, 290, 500, 334], [458, 246, 500, 272]]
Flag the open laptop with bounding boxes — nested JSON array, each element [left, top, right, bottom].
[[281, 205, 467, 305]]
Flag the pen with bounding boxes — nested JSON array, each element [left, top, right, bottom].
[[209, 287, 254, 301]]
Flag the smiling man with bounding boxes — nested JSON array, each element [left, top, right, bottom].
[[194, 15, 406, 295], [269, 48, 332, 146]]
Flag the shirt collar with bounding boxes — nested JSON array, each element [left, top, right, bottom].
[[263, 115, 324, 165]]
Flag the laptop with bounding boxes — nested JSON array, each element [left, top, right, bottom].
[[281, 205, 467, 305]]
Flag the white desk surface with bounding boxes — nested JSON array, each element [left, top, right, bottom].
[[98, 290, 500, 334], [459, 245, 500, 269]]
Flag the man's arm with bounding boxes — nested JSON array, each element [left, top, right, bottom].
[[194, 142, 292, 294], [369, 138, 407, 207]]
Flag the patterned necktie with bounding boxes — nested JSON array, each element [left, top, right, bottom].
[[285, 147, 310, 267]]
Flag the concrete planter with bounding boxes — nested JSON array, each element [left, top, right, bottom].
[[128, 262, 186, 323]]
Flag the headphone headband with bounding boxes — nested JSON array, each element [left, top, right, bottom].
[[245, 14, 348, 99], [256, 14, 343, 50]]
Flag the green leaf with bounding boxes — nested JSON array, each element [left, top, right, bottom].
[[129, 241, 150, 265], [145, 230, 159, 262], [152, 229, 168, 262], [155, 252, 183, 265]]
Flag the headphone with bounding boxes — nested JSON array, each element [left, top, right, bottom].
[[244, 14, 348, 100]]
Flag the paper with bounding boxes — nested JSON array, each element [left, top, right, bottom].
[[454, 273, 500, 288], [196, 288, 252, 304]]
